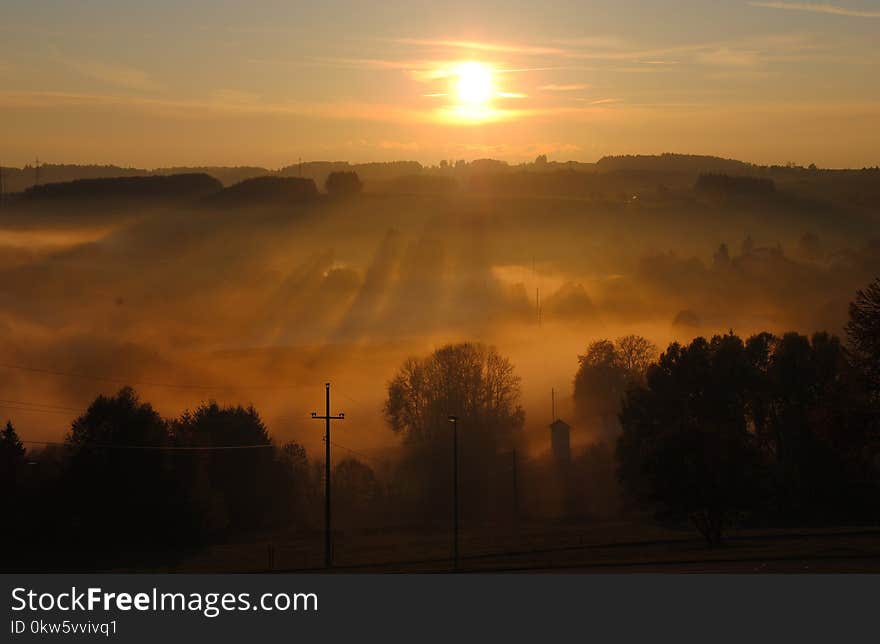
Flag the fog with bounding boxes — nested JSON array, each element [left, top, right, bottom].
[[1, 178, 878, 461]]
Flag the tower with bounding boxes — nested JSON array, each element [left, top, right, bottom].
[[549, 389, 571, 467]]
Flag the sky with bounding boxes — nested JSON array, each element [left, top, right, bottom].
[[0, 0, 878, 168]]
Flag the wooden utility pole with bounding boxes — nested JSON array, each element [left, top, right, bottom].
[[312, 382, 344, 569], [512, 448, 519, 531]]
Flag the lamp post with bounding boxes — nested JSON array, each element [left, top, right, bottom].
[[447, 415, 459, 571]]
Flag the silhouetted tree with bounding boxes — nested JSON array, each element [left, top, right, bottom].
[[573, 336, 655, 437], [618, 330, 878, 542], [65, 387, 188, 551], [1, 420, 25, 473], [385, 342, 524, 520], [1, 420, 26, 508], [333, 458, 380, 529], [846, 277, 880, 393], [386, 342, 524, 444], [274, 441, 318, 528], [173, 402, 275, 534], [569, 441, 622, 520], [615, 335, 656, 379], [278, 440, 308, 470], [759, 332, 875, 520], [617, 334, 764, 545], [325, 171, 363, 197]]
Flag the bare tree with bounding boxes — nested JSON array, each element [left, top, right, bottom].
[[573, 335, 656, 437], [615, 335, 657, 383], [385, 342, 524, 445]]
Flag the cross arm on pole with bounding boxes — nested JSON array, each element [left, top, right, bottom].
[[311, 412, 345, 420]]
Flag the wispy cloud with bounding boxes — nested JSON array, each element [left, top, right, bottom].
[[389, 33, 825, 69], [391, 38, 567, 56], [539, 83, 590, 91], [301, 57, 437, 71], [748, 2, 880, 17], [0, 90, 422, 124], [66, 60, 164, 92], [377, 140, 422, 151], [697, 47, 762, 67]]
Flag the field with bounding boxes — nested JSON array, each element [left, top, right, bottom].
[[172, 522, 880, 573]]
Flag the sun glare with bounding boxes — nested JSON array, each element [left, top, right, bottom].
[[454, 62, 494, 106], [430, 60, 510, 124]]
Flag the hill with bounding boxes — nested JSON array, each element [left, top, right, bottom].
[[18, 173, 222, 203], [204, 176, 318, 208]]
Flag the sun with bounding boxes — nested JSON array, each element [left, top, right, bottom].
[[454, 62, 494, 106]]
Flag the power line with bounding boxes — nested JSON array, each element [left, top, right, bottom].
[[7, 392, 383, 467], [20, 437, 382, 463], [0, 404, 73, 416], [329, 440, 383, 465], [2, 398, 380, 460], [0, 398, 80, 412]]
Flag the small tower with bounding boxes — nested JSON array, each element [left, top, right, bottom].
[[550, 418, 571, 466], [548, 388, 571, 467]]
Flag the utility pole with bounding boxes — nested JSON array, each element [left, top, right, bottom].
[[447, 415, 459, 571], [512, 448, 519, 532], [311, 382, 344, 569]]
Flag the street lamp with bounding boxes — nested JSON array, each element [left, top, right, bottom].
[[447, 414, 459, 571]]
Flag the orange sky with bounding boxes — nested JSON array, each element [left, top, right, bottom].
[[1, 0, 879, 167]]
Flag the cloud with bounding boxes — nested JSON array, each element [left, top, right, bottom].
[[697, 48, 762, 67], [748, 2, 880, 17], [66, 60, 164, 92], [377, 140, 422, 151], [209, 89, 262, 105], [0, 89, 423, 124], [388, 34, 825, 71], [391, 38, 567, 57], [301, 57, 438, 71], [539, 84, 591, 92]]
